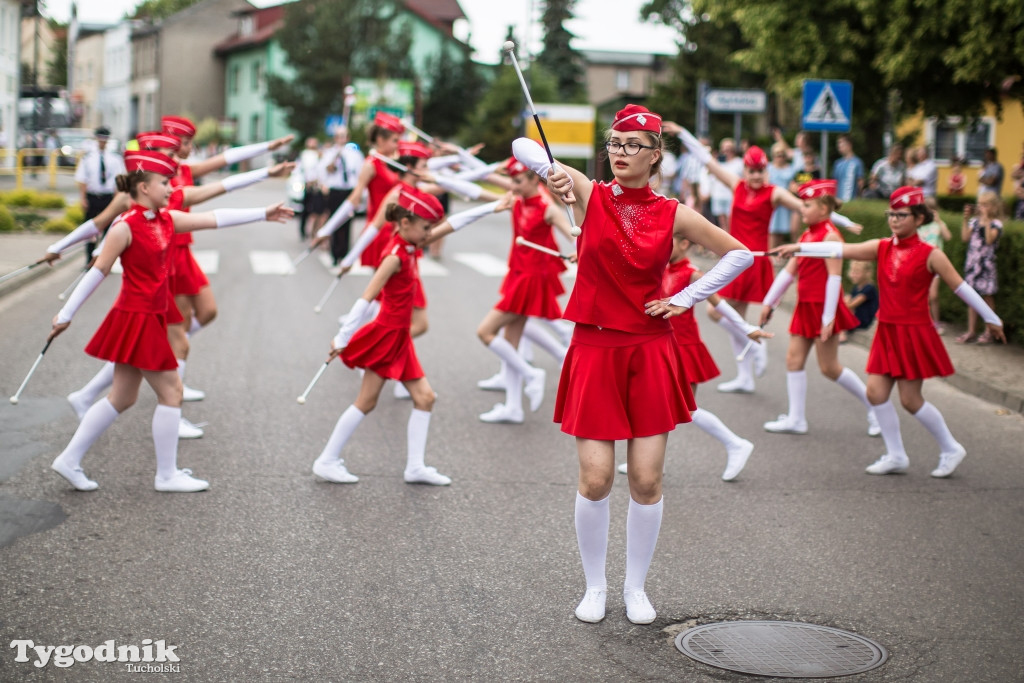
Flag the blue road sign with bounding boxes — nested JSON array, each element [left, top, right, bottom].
[[801, 80, 852, 133], [324, 115, 346, 135]]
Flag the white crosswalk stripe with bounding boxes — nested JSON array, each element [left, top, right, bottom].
[[249, 250, 294, 275], [451, 253, 509, 277], [192, 250, 219, 274], [314, 251, 450, 276]]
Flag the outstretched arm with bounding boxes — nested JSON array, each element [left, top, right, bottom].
[[170, 203, 293, 233], [187, 135, 295, 179]]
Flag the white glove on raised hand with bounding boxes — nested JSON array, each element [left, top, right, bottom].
[[677, 127, 711, 165]]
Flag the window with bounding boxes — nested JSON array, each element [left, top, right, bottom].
[[250, 113, 261, 142], [616, 69, 630, 91], [230, 65, 240, 95], [927, 116, 994, 163], [251, 61, 262, 91], [240, 16, 254, 37]]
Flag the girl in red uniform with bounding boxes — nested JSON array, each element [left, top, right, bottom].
[[667, 121, 863, 394], [312, 187, 510, 486], [48, 150, 292, 492], [516, 105, 754, 625], [758, 180, 880, 437], [476, 158, 575, 424], [773, 187, 1005, 477]]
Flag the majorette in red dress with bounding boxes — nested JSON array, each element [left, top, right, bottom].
[[662, 258, 720, 384], [359, 157, 400, 268], [789, 220, 860, 338], [718, 180, 775, 302], [167, 163, 209, 297], [496, 192, 566, 320]]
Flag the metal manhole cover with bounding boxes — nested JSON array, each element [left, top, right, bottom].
[[675, 621, 888, 678]]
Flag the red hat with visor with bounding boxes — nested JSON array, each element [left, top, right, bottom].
[[797, 179, 837, 199], [397, 188, 444, 222], [124, 150, 178, 177], [611, 105, 662, 134], [161, 116, 196, 139], [889, 186, 925, 209], [373, 112, 405, 134], [137, 131, 181, 152], [397, 141, 431, 159]]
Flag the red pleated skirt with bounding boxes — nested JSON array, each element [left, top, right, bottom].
[[165, 287, 184, 325], [789, 300, 860, 338], [554, 325, 695, 440], [496, 270, 565, 319], [866, 321, 954, 380], [719, 255, 774, 303], [413, 275, 427, 309], [342, 322, 423, 381], [85, 308, 178, 371], [676, 340, 721, 384], [171, 244, 209, 297]]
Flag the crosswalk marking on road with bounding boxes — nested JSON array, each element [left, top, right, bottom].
[[314, 251, 450, 276], [452, 253, 509, 277], [192, 250, 219, 274], [249, 250, 294, 275]]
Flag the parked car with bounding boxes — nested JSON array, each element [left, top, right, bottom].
[[55, 128, 96, 167]]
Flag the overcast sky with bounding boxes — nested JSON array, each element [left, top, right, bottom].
[[45, 0, 678, 63]]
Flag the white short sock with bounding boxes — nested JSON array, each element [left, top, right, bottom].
[[152, 404, 181, 480], [835, 368, 871, 408], [691, 407, 741, 448], [317, 405, 366, 463], [786, 370, 807, 423], [624, 497, 663, 592], [575, 492, 609, 589], [188, 316, 202, 336], [406, 408, 431, 471], [913, 401, 960, 453], [873, 400, 906, 458], [176, 358, 187, 381], [58, 397, 120, 468]]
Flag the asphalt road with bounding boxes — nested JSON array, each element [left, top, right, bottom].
[[1, 181, 1022, 681]]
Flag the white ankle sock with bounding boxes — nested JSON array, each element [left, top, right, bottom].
[[488, 336, 538, 380], [786, 370, 807, 423], [176, 358, 187, 382], [504, 367, 524, 413], [188, 316, 202, 336], [152, 404, 181, 480], [873, 401, 906, 458], [624, 497, 663, 592], [317, 405, 365, 463], [691, 407, 741, 448], [58, 398, 120, 468], [406, 408, 431, 471], [575, 492, 609, 589], [76, 362, 115, 404], [835, 368, 871, 408], [524, 318, 568, 362], [913, 401, 960, 452]]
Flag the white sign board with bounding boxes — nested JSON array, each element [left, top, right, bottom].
[[704, 89, 767, 114]]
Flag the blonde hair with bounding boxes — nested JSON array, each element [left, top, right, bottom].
[[977, 191, 1004, 219]]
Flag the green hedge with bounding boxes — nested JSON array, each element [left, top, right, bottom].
[[0, 189, 67, 209], [839, 199, 1024, 345], [0, 205, 14, 232], [42, 217, 75, 233]]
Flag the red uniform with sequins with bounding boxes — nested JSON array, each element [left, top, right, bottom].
[[719, 180, 775, 302], [866, 234, 953, 379], [496, 192, 566, 319], [342, 234, 424, 380], [84, 205, 179, 371], [662, 258, 720, 384], [554, 181, 695, 440], [359, 157, 401, 268], [789, 220, 860, 338], [167, 164, 209, 297]]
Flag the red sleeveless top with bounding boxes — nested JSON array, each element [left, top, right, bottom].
[[114, 204, 175, 313], [876, 233, 934, 325], [662, 258, 701, 344], [374, 234, 419, 329], [508, 193, 566, 275], [366, 156, 399, 226], [796, 220, 843, 303], [170, 164, 194, 245], [729, 181, 775, 252]]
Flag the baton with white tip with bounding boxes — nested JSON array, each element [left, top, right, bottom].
[[58, 268, 88, 300], [0, 261, 42, 285], [10, 339, 53, 404], [313, 275, 343, 314], [515, 236, 571, 261], [370, 150, 410, 174], [737, 310, 772, 361], [287, 247, 315, 275], [296, 359, 331, 404]]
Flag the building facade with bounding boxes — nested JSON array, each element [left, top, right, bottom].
[[72, 28, 107, 129], [0, 0, 20, 161], [98, 22, 133, 141]]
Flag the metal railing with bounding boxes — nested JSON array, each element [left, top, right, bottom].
[[0, 149, 85, 189]]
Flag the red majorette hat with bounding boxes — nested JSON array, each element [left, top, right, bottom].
[[397, 187, 444, 222], [743, 145, 768, 170], [889, 186, 925, 209], [161, 116, 196, 139], [504, 157, 528, 177], [124, 150, 178, 176], [372, 112, 405, 134], [611, 105, 662, 134], [136, 131, 181, 152], [797, 179, 837, 199], [397, 141, 431, 159]]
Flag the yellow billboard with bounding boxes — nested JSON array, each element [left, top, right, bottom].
[[524, 104, 596, 159]]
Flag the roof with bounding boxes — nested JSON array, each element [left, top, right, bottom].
[[214, 5, 285, 55], [403, 0, 466, 38], [580, 49, 669, 66]]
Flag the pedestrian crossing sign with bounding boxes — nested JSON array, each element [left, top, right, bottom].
[[801, 80, 852, 132]]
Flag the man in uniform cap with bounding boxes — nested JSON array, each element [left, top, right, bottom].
[[74, 126, 126, 263]]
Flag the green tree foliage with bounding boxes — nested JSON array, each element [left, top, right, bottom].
[[45, 26, 66, 87], [267, 0, 413, 138], [129, 0, 202, 21], [421, 44, 486, 140], [536, 0, 586, 102], [461, 64, 558, 163]]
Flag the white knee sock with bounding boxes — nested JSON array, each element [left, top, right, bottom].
[[913, 401, 960, 452], [542, 318, 573, 347], [523, 318, 568, 362], [786, 370, 807, 422], [317, 405, 365, 463], [624, 497, 663, 592], [488, 336, 537, 379], [58, 397, 120, 468], [406, 408, 431, 471], [575, 493, 610, 589], [873, 401, 906, 458], [691, 407, 742, 448], [835, 368, 871, 408], [726, 333, 753, 384], [505, 367, 524, 413], [717, 315, 754, 348], [75, 362, 115, 403], [152, 404, 181, 480]]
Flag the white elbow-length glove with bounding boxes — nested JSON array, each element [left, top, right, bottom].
[[669, 250, 753, 309]]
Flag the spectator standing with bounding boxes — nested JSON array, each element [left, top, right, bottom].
[[297, 136, 324, 239], [918, 197, 952, 334], [74, 126, 125, 264], [768, 142, 797, 247], [977, 148, 1004, 197], [947, 157, 967, 196], [789, 150, 822, 236], [318, 127, 365, 264], [708, 138, 744, 231], [839, 260, 879, 343], [831, 134, 864, 201], [906, 146, 938, 197], [865, 144, 905, 199], [956, 192, 1003, 344]]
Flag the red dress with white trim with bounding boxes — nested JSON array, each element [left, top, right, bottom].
[[866, 234, 953, 379], [359, 157, 400, 268], [84, 205, 179, 371], [663, 258, 720, 384], [496, 193, 566, 319], [789, 220, 859, 338], [554, 181, 695, 440], [342, 234, 424, 381], [168, 164, 209, 297], [719, 180, 775, 302]]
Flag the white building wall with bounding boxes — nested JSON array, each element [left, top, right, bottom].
[[100, 23, 133, 141], [0, 0, 21, 164]]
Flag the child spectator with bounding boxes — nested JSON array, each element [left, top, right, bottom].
[[957, 192, 1003, 344], [918, 197, 952, 333], [947, 157, 966, 196], [839, 260, 879, 343]]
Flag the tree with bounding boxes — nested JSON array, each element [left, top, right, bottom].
[[266, 0, 414, 138], [129, 0, 202, 21], [45, 24, 67, 87], [421, 44, 486, 140], [536, 0, 586, 102]]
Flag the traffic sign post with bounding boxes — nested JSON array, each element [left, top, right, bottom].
[[701, 87, 766, 145], [802, 80, 853, 172]]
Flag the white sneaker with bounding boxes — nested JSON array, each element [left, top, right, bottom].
[[66, 390, 91, 421], [617, 462, 628, 474], [154, 468, 209, 492], [865, 453, 910, 475], [574, 587, 607, 623], [476, 372, 506, 392], [479, 403, 524, 424], [178, 417, 204, 439], [312, 458, 359, 483], [524, 368, 546, 412], [717, 377, 754, 394], [753, 342, 768, 378], [623, 589, 656, 624], [931, 444, 966, 478], [393, 382, 411, 399], [763, 414, 808, 434], [722, 439, 754, 481], [182, 385, 205, 402], [867, 409, 882, 437], [51, 456, 98, 491], [404, 465, 451, 486]]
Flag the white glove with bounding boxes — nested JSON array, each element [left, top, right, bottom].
[[339, 227, 380, 268], [316, 200, 355, 238], [213, 207, 266, 228], [223, 141, 272, 165], [797, 241, 844, 259], [669, 250, 753, 309], [762, 269, 795, 308], [715, 300, 758, 336], [830, 212, 852, 229], [333, 298, 371, 349], [426, 154, 460, 172], [448, 201, 500, 231], [955, 282, 1002, 326], [433, 176, 483, 200], [56, 267, 105, 323], [221, 167, 269, 192], [822, 274, 842, 326], [454, 161, 503, 182], [457, 148, 487, 170], [678, 127, 711, 165], [511, 138, 551, 179], [47, 219, 100, 254]]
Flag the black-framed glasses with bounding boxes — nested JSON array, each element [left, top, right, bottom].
[[604, 141, 657, 156], [885, 211, 912, 220]]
